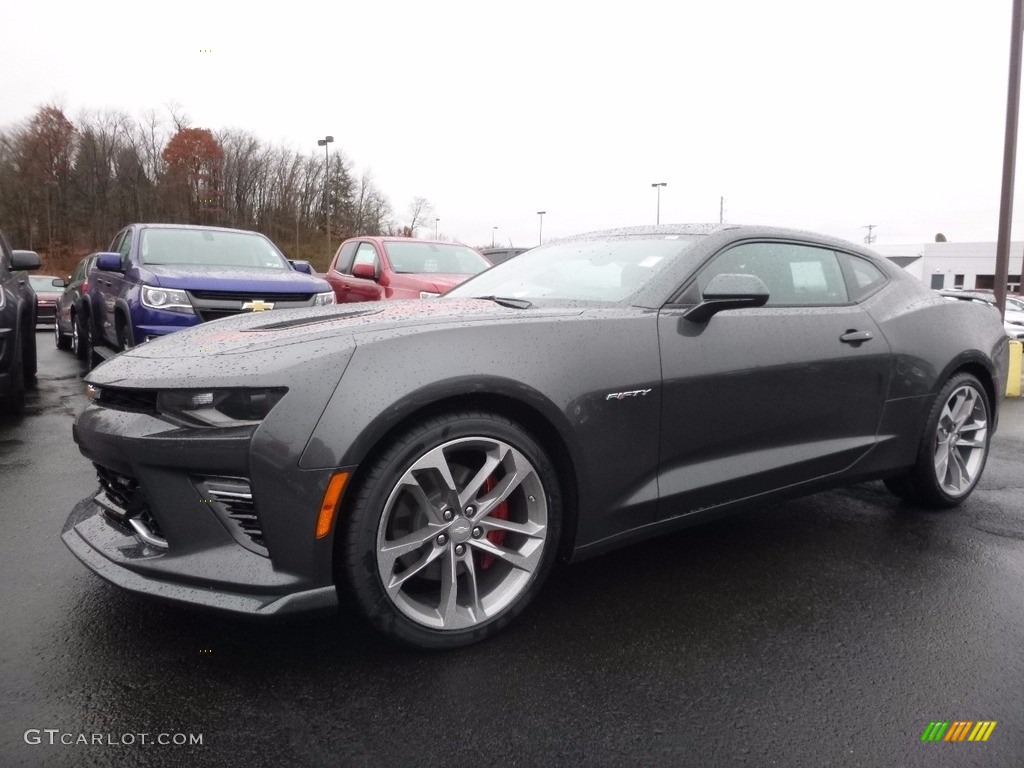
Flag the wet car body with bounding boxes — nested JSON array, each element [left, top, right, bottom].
[[64, 224, 1008, 647]]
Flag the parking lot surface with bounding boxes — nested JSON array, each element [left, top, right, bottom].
[[1, 334, 1022, 767]]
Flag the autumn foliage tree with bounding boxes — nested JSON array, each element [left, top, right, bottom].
[[161, 127, 225, 223]]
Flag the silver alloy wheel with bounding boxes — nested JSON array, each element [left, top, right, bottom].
[[71, 319, 79, 355], [934, 383, 988, 497], [376, 436, 548, 631]]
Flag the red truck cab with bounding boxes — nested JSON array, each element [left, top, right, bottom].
[[325, 237, 492, 302]]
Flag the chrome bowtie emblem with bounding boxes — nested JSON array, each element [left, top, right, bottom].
[[242, 300, 275, 312]]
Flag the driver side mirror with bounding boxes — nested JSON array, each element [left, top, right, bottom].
[[683, 273, 770, 323], [95, 252, 125, 272], [352, 261, 378, 280], [289, 260, 313, 275], [11, 250, 41, 271], [52, 277, 67, 288]]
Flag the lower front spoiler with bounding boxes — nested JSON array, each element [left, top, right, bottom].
[[61, 498, 338, 618]]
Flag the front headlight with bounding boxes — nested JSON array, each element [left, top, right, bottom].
[[313, 291, 336, 306], [156, 388, 287, 427], [141, 285, 194, 314], [419, 291, 440, 299]]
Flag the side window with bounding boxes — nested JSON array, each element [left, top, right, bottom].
[[352, 243, 379, 274], [118, 229, 133, 261], [71, 261, 84, 282], [109, 232, 124, 253], [697, 242, 848, 306], [333, 242, 359, 274], [838, 252, 888, 302]]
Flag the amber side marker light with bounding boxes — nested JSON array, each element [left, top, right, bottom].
[[316, 471, 350, 539]]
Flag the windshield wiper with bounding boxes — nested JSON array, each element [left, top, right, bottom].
[[473, 295, 533, 309]]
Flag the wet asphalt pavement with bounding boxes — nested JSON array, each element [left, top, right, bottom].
[[1, 333, 1022, 767]]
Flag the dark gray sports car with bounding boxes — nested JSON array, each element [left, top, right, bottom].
[[63, 224, 1008, 648]]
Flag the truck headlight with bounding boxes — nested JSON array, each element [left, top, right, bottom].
[[141, 285, 194, 313], [313, 291, 336, 306], [419, 291, 440, 299]]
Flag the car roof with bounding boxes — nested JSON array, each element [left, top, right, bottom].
[[130, 223, 272, 236], [550, 223, 885, 259], [353, 236, 473, 246]]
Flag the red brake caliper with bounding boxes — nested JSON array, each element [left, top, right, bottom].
[[479, 475, 509, 570]]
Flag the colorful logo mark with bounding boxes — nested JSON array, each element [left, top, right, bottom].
[[920, 721, 997, 742]]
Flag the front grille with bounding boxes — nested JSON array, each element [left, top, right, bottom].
[[196, 308, 242, 322], [188, 290, 315, 302], [195, 476, 268, 556], [97, 387, 158, 413], [94, 463, 167, 547]]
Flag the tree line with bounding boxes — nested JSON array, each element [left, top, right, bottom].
[[0, 104, 425, 276]]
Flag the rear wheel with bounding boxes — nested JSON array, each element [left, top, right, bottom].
[[341, 411, 562, 649], [115, 314, 134, 351], [55, 313, 71, 350], [885, 373, 991, 508], [73, 311, 92, 362]]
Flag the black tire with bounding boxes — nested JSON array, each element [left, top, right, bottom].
[[23, 323, 36, 378], [55, 314, 71, 350], [72, 311, 89, 360], [115, 313, 134, 351], [340, 411, 562, 649], [886, 372, 992, 509], [0, 326, 25, 414]]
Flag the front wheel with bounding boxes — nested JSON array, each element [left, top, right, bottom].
[[55, 315, 71, 350], [341, 412, 562, 649], [886, 372, 991, 508]]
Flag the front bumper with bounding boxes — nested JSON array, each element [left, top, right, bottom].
[[62, 498, 338, 616], [64, 398, 344, 617]]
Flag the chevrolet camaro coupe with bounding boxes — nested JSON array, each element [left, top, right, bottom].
[[63, 225, 1008, 649]]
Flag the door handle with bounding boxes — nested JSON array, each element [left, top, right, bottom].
[[840, 330, 873, 344]]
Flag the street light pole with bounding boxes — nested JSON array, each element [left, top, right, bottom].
[[492, 226, 498, 248], [317, 135, 334, 257], [651, 182, 667, 225], [537, 211, 546, 245], [435, 218, 440, 239]]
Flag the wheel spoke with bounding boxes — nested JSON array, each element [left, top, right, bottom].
[[409, 445, 459, 494], [384, 545, 445, 596], [379, 525, 442, 573], [458, 447, 505, 509], [438, 547, 458, 625], [476, 467, 530, 518], [462, 553, 484, 622], [951, 447, 971, 488], [934, 440, 950, 483], [469, 537, 541, 573], [952, 390, 977, 428], [397, 475, 444, 524], [956, 437, 986, 449], [481, 517, 545, 539]]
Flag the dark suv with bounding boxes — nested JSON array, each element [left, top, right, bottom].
[[85, 224, 335, 351], [0, 231, 41, 413]]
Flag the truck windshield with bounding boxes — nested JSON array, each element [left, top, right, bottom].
[[140, 229, 289, 269]]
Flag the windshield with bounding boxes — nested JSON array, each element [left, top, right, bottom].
[[29, 276, 59, 291], [446, 236, 703, 303], [140, 229, 289, 269], [383, 241, 491, 275]]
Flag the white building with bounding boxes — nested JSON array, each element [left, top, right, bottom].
[[871, 240, 1024, 293]]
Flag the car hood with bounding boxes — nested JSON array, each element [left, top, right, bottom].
[[142, 264, 330, 293], [104, 299, 583, 359], [394, 273, 476, 292]]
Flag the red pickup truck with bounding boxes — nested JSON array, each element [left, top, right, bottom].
[[325, 237, 492, 302]]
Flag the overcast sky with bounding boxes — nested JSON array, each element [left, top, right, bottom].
[[4, 0, 1022, 250]]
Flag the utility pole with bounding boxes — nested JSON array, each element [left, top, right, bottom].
[[317, 135, 334, 257], [651, 182, 667, 225], [862, 224, 877, 244], [537, 211, 546, 245], [719, 196, 724, 224]]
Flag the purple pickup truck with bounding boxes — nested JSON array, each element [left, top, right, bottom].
[[84, 224, 335, 354]]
